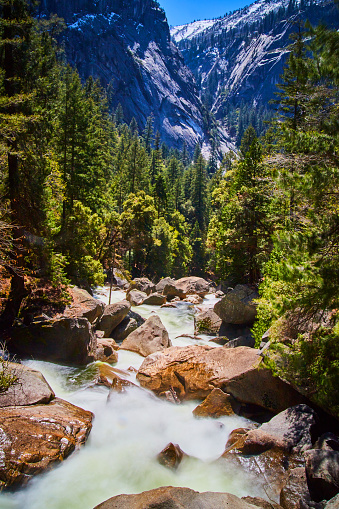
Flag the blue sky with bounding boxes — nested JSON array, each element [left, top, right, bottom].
[[159, 0, 251, 26]]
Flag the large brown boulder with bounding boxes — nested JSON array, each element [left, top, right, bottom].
[[225, 405, 316, 456], [111, 311, 145, 342], [194, 308, 222, 335], [97, 300, 131, 337], [94, 486, 263, 509], [156, 277, 175, 293], [162, 281, 186, 299], [137, 345, 305, 411], [64, 286, 105, 323], [142, 293, 166, 306], [120, 315, 171, 357], [214, 285, 258, 325], [0, 362, 54, 407], [127, 278, 156, 296], [193, 388, 239, 418], [9, 317, 96, 366], [95, 337, 119, 363], [126, 290, 147, 306], [175, 276, 210, 297], [0, 397, 93, 490]]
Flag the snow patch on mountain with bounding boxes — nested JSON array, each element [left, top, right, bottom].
[[171, 20, 216, 43]]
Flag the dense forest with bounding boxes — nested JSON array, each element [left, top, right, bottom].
[[0, 1, 338, 414]]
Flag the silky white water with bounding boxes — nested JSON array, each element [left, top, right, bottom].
[[0, 289, 266, 509]]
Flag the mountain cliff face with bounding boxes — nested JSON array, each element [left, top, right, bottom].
[[39, 0, 205, 151], [172, 0, 339, 140]]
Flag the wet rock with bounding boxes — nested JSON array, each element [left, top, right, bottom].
[[97, 300, 131, 338], [63, 286, 105, 324], [142, 293, 166, 306], [243, 496, 283, 509], [137, 345, 305, 411], [214, 285, 258, 325], [108, 376, 138, 395], [194, 309, 222, 335], [112, 310, 145, 342], [305, 449, 339, 502], [280, 467, 311, 509], [175, 276, 210, 297], [126, 290, 147, 306], [0, 362, 54, 407], [156, 277, 175, 293], [161, 302, 178, 308], [121, 315, 171, 357], [162, 281, 186, 299], [193, 388, 240, 417], [95, 338, 119, 363], [0, 398, 93, 490], [183, 294, 204, 305], [157, 442, 186, 469], [227, 405, 316, 455], [127, 278, 155, 296], [9, 317, 96, 366], [94, 486, 265, 509]]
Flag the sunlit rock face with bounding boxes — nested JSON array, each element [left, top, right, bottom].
[[173, 0, 339, 123], [39, 0, 206, 151]]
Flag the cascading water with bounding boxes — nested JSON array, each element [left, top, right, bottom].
[[0, 289, 266, 509]]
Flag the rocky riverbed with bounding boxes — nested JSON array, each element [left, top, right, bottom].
[[0, 278, 338, 509]]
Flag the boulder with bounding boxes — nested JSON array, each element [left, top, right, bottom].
[[183, 294, 204, 305], [175, 276, 210, 297], [9, 317, 96, 366], [0, 362, 54, 407], [126, 290, 147, 306], [243, 497, 283, 509], [305, 449, 339, 502], [112, 311, 145, 342], [214, 284, 258, 325], [157, 442, 185, 469], [127, 277, 156, 296], [142, 293, 166, 306], [194, 309, 222, 335], [280, 467, 311, 509], [156, 277, 175, 293], [0, 398, 93, 490], [97, 300, 131, 337], [112, 268, 129, 289], [63, 286, 105, 323], [226, 405, 316, 455], [137, 345, 306, 411], [95, 338, 119, 363], [94, 486, 264, 509], [193, 388, 240, 417], [162, 281, 186, 299], [120, 315, 171, 357]]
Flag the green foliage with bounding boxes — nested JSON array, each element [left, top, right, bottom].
[[62, 201, 105, 286], [0, 350, 17, 394]]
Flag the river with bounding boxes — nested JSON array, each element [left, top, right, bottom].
[[0, 289, 266, 509]]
